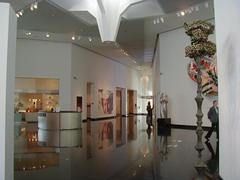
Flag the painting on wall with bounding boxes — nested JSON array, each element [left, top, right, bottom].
[[97, 121, 113, 149], [188, 54, 218, 96], [98, 89, 113, 114]]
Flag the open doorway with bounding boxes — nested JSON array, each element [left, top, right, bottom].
[[86, 82, 94, 119], [116, 88, 122, 116], [127, 89, 137, 115]]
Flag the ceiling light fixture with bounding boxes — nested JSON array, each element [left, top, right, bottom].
[[160, 17, 164, 23], [46, 33, 50, 38], [33, 2, 38, 9], [180, 11, 185, 16], [153, 19, 156, 25], [156, 18, 160, 24], [88, 37, 92, 42], [16, 10, 24, 17], [30, 4, 34, 11], [72, 36, 75, 40], [26, 32, 31, 36]]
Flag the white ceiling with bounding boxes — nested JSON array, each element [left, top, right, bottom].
[[1, 0, 214, 68]]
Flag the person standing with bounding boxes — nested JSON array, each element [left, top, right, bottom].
[[146, 101, 153, 126], [205, 100, 219, 140]]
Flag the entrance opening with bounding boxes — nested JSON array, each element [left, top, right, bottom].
[[14, 77, 59, 122], [127, 90, 137, 115], [116, 88, 122, 116], [87, 82, 94, 119]]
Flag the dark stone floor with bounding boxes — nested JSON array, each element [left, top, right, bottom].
[[14, 116, 219, 180]]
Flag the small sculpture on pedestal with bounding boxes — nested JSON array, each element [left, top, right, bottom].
[[158, 93, 171, 136], [160, 93, 168, 118]]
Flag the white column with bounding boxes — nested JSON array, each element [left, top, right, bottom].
[[0, 3, 17, 180], [214, 0, 240, 179]]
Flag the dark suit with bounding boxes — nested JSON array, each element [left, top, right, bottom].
[[206, 106, 219, 139]]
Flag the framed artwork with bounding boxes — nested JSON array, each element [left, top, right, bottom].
[[98, 89, 113, 114]]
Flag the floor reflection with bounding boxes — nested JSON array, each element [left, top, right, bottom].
[[14, 116, 219, 180], [205, 140, 220, 179]]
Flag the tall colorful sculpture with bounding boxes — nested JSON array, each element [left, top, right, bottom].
[[184, 20, 216, 173]]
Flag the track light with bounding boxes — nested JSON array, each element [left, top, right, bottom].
[[33, 2, 38, 9], [160, 17, 164, 23], [180, 11, 185, 16]]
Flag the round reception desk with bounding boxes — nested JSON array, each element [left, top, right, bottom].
[[37, 112, 82, 147], [38, 111, 81, 130]]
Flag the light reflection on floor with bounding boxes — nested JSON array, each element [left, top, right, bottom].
[[14, 116, 219, 180]]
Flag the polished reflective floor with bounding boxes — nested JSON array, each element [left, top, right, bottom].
[[14, 116, 219, 180]]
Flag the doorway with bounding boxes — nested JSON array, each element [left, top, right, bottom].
[[127, 90, 137, 114], [86, 82, 94, 119], [76, 96, 82, 112], [116, 88, 122, 116]]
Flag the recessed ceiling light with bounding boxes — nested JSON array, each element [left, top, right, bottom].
[[153, 19, 156, 24], [46, 33, 50, 38], [88, 37, 92, 42], [180, 11, 185, 16], [72, 36, 75, 40]]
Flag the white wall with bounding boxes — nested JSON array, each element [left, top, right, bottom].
[[71, 44, 139, 119], [156, 21, 216, 126], [0, 3, 16, 180], [152, 41, 161, 119], [214, 0, 240, 179], [16, 40, 140, 120], [16, 39, 72, 110]]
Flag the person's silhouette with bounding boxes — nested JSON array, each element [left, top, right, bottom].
[[146, 125, 152, 139]]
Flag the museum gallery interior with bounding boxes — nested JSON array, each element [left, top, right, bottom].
[[0, 0, 239, 179]]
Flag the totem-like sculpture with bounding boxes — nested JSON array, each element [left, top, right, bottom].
[[160, 93, 168, 118], [184, 20, 216, 173]]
